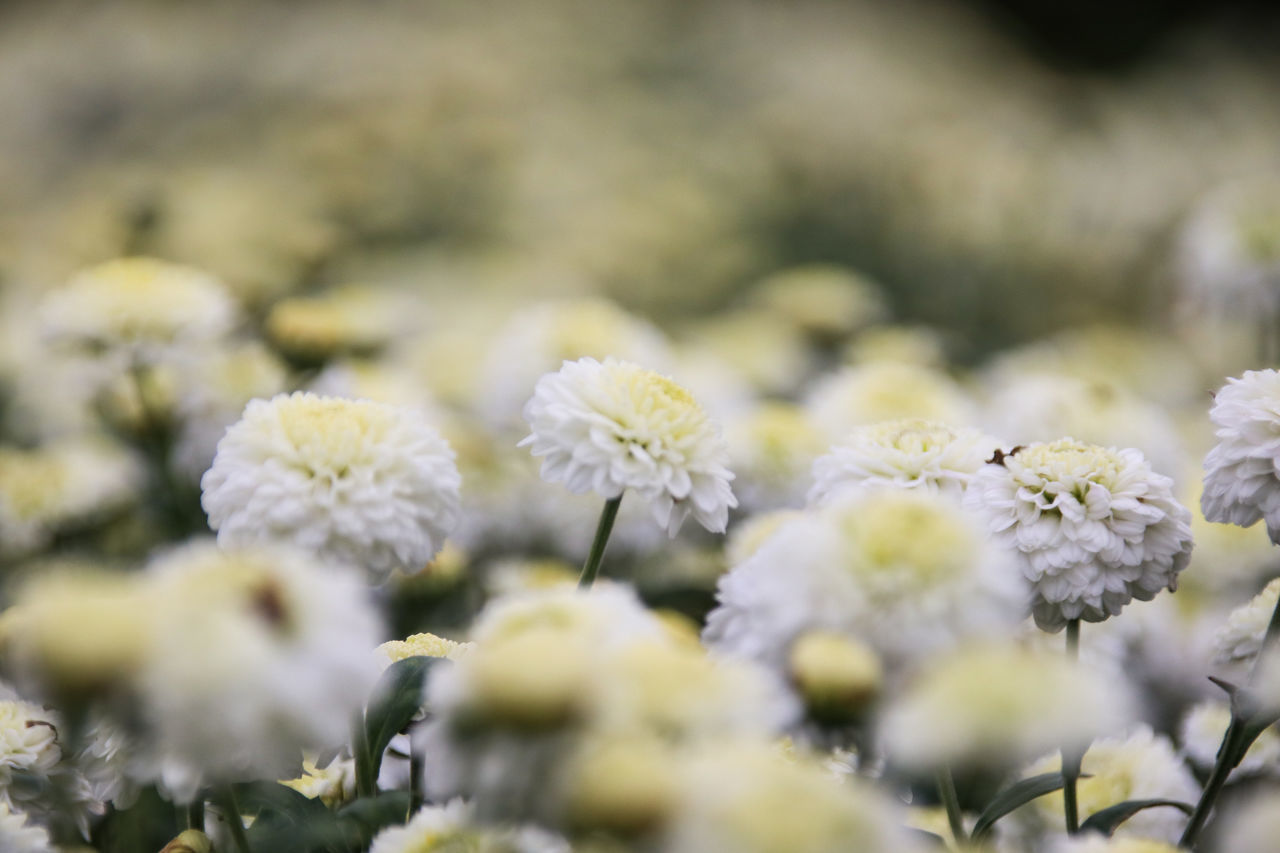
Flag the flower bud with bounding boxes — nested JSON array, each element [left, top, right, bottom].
[[788, 631, 882, 723]]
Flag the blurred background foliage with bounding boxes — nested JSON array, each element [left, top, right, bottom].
[[2, 0, 1280, 358]]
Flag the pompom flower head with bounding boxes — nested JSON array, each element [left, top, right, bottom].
[[201, 392, 460, 581], [520, 357, 736, 535], [966, 438, 1194, 632], [1201, 369, 1280, 542], [808, 418, 1001, 506]]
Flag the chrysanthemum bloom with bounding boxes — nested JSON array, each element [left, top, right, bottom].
[[0, 803, 53, 853], [966, 439, 1193, 632], [1180, 701, 1280, 775], [1202, 369, 1280, 542], [0, 439, 142, 558], [1051, 837, 1181, 853], [520, 357, 736, 536], [480, 298, 673, 426], [880, 643, 1136, 771], [279, 757, 356, 809], [666, 741, 926, 853], [0, 699, 63, 810], [1212, 577, 1280, 665], [748, 264, 889, 341], [705, 490, 1027, 673], [201, 392, 460, 580], [803, 363, 977, 441], [808, 418, 1001, 506], [377, 632, 473, 667], [139, 542, 383, 799], [725, 403, 827, 511], [264, 285, 405, 364], [368, 800, 561, 853], [40, 257, 236, 362], [1017, 727, 1199, 845]]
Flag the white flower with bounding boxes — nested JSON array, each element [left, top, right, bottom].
[[0, 699, 62, 809], [0, 803, 53, 853], [1213, 577, 1280, 665], [1016, 727, 1199, 845], [40, 257, 236, 361], [724, 402, 827, 511], [0, 439, 143, 558], [966, 439, 1194, 632], [1180, 701, 1280, 775], [1050, 836, 1180, 853], [280, 758, 356, 809], [1202, 369, 1280, 542], [201, 391, 460, 580], [480, 298, 673, 426], [140, 541, 383, 798], [705, 490, 1027, 673], [808, 418, 1001, 506], [369, 800, 473, 853], [880, 642, 1136, 771], [667, 741, 926, 853], [804, 363, 977, 441], [520, 357, 736, 536]]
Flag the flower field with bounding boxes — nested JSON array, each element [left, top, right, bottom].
[[2, 2, 1280, 852]]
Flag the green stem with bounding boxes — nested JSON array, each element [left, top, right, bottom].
[[211, 787, 251, 853], [185, 798, 205, 832], [578, 495, 623, 590], [936, 765, 968, 846], [352, 711, 376, 798], [1180, 592, 1280, 848], [1063, 619, 1082, 835], [409, 744, 425, 817]]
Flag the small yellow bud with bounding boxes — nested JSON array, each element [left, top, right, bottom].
[[160, 830, 214, 853], [788, 631, 882, 723], [564, 738, 676, 836], [467, 628, 591, 730]]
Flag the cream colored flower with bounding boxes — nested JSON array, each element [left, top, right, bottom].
[[280, 758, 356, 809], [724, 403, 827, 511], [880, 643, 1135, 770], [520, 357, 736, 535], [1202, 369, 1280, 542], [804, 363, 977, 441], [1018, 727, 1198, 844], [377, 633, 473, 668], [201, 392, 460, 581], [1180, 701, 1280, 775], [0, 802, 53, 853], [748, 264, 888, 340], [0, 699, 62, 808], [1212, 578, 1280, 664], [141, 541, 383, 798], [966, 439, 1193, 632], [265, 285, 404, 364], [808, 418, 1001, 506], [40, 257, 235, 360]]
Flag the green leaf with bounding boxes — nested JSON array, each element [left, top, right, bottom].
[[971, 772, 1072, 840], [234, 782, 350, 853], [364, 656, 437, 784], [338, 792, 414, 847], [92, 786, 182, 853], [1079, 799, 1193, 837]]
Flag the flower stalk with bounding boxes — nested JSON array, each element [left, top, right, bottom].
[[578, 495, 623, 590], [210, 786, 251, 853], [936, 765, 967, 846], [1063, 618, 1082, 835]]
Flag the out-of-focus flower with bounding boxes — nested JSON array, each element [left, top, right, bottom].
[[724, 403, 827, 511], [1212, 577, 1280, 665], [520, 357, 736, 536], [804, 363, 977, 441], [705, 490, 1026, 673], [1, 571, 153, 700], [724, 510, 803, 567], [1217, 790, 1280, 853], [280, 757, 356, 809], [982, 375, 1185, 483], [666, 741, 925, 853], [561, 732, 678, 837], [202, 391, 460, 581], [141, 541, 383, 800], [1180, 701, 1280, 775], [39, 257, 236, 362], [787, 631, 883, 724], [1050, 836, 1181, 853], [0, 439, 142, 558], [685, 310, 810, 396], [368, 800, 474, 853], [967, 439, 1193, 632], [479, 298, 672, 426], [843, 325, 947, 368], [1017, 727, 1199, 844], [1182, 478, 1278, 594], [808, 418, 1001, 506], [265, 285, 406, 365], [880, 643, 1135, 771], [748, 265, 889, 342], [1202, 369, 1280, 542], [0, 802, 53, 853]]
